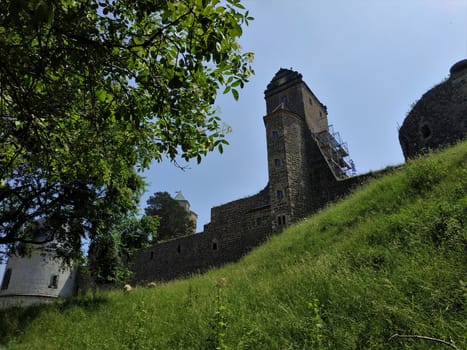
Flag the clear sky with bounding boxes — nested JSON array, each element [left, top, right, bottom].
[[1, 0, 466, 279]]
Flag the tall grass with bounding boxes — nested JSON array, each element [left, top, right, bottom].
[[1, 141, 466, 349]]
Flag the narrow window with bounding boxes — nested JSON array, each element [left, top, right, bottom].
[[309, 98, 313, 106], [49, 274, 59, 289], [277, 190, 284, 200], [277, 215, 287, 226], [272, 130, 280, 138], [319, 111, 323, 119], [274, 158, 282, 167], [150, 251, 154, 260], [212, 241, 218, 251], [256, 217, 262, 226], [281, 95, 288, 104], [421, 124, 431, 139], [1, 268, 12, 290], [177, 244, 181, 254]]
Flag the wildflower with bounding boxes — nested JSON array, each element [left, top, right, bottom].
[[216, 277, 227, 288]]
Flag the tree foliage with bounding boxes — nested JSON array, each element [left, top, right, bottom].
[[145, 192, 194, 241], [0, 0, 253, 266], [87, 214, 158, 283]]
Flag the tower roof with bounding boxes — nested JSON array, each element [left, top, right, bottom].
[[264, 68, 303, 97], [174, 191, 188, 202], [449, 58, 467, 76]]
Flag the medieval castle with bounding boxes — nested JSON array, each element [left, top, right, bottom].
[[130, 68, 372, 283], [1, 59, 466, 307]]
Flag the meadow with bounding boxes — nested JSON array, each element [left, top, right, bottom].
[[1, 141, 466, 349]]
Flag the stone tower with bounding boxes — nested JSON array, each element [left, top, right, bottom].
[[399, 59, 467, 159], [0, 235, 77, 309], [174, 191, 198, 233], [264, 69, 355, 231]]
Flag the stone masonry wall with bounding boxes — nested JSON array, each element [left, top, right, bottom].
[[307, 132, 365, 213], [130, 127, 366, 284], [265, 109, 313, 229], [131, 187, 271, 283], [399, 59, 467, 159]]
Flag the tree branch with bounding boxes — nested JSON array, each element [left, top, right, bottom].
[[130, 8, 195, 48], [388, 334, 459, 350], [0, 236, 54, 246]]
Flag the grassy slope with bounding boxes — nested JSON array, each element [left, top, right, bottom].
[[1, 142, 466, 350]]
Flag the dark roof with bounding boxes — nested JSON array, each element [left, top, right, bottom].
[[265, 68, 303, 96]]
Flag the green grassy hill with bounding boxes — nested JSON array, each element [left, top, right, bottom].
[[1, 142, 466, 350]]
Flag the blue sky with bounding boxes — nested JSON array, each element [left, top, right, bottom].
[[1, 0, 466, 278]]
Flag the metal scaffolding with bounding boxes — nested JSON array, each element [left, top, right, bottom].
[[311, 125, 356, 179]]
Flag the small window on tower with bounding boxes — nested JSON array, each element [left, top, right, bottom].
[[272, 130, 280, 138], [49, 274, 59, 289], [1, 268, 12, 290], [277, 190, 284, 200], [150, 251, 154, 260], [281, 95, 288, 104], [309, 98, 313, 106], [277, 215, 287, 226], [274, 159, 282, 167]]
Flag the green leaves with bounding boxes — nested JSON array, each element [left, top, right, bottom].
[[0, 0, 253, 275], [144, 192, 195, 241], [231, 88, 239, 101]]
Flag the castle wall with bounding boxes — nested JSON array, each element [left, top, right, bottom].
[[301, 84, 329, 134], [130, 117, 365, 284], [307, 135, 364, 212], [131, 188, 271, 283], [0, 295, 60, 309]]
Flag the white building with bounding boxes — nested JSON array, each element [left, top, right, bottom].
[[0, 239, 77, 309]]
